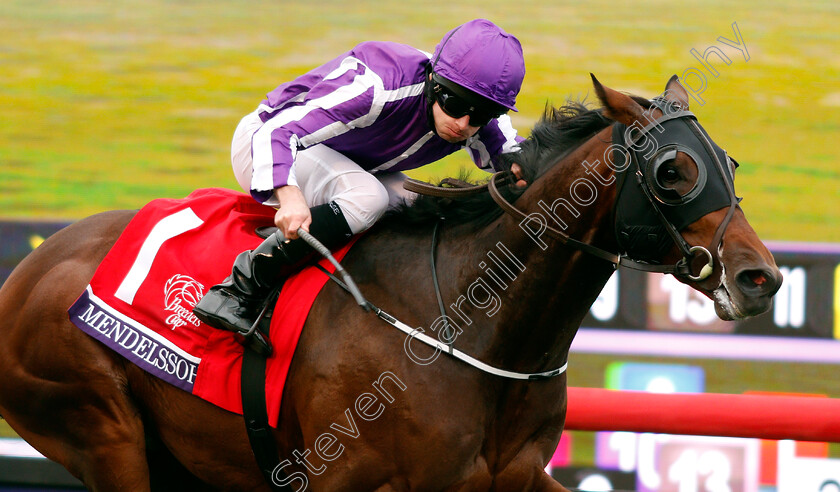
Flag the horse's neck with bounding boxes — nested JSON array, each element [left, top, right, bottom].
[[442, 129, 618, 373]]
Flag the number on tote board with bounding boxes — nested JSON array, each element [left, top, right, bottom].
[[667, 448, 732, 492]]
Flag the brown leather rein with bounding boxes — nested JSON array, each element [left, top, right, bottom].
[[403, 172, 693, 277]]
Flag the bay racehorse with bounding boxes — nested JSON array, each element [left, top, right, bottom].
[[0, 75, 781, 491]]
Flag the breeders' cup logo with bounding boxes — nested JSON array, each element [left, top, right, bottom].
[[163, 275, 204, 330]]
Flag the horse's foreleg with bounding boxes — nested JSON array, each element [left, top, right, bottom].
[[534, 471, 571, 492], [490, 467, 570, 492], [490, 447, 571, 492]]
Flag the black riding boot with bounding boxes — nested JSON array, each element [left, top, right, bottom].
[[193, 201, 353, 334]]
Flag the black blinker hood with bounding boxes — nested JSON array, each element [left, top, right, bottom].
[[611, 105, 734, 261]]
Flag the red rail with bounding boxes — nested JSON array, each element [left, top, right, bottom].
[[565, 387, 840, 442]]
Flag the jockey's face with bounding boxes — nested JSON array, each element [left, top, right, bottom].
[[432, 101, 480, 143]]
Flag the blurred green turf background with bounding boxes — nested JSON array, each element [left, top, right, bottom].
[[1, 0, 838, 241], [1, 0, 839, 464]]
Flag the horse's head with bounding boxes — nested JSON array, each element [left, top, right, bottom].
[[592, 74, 781, 320]]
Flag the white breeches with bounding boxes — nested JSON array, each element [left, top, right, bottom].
[[231, 110, 417, 234]]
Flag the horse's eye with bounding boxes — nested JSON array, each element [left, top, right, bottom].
[[657, 163, 680, 185]]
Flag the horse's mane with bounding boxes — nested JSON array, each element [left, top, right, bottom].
[[384, 97, 647, 228]]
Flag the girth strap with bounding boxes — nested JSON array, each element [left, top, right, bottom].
[[240, 301, 293, 491]]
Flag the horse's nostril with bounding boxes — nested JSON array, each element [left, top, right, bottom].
[[736, 268, 780, 296], [748, 270, 767, 286]]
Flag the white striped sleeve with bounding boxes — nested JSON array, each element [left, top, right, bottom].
[[249, 57, 382, 195]]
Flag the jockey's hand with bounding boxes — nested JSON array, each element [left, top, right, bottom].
[[273, 185, 311, 240], [511, 163, 527, 188]]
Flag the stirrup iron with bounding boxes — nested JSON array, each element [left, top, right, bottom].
[[237, 284, 280, 356]]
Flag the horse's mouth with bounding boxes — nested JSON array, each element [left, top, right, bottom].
[[711, 271, 774, 321], [712, 285, 744, 321]]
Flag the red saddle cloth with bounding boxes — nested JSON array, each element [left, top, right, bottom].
[[68, 188, 354, 427]]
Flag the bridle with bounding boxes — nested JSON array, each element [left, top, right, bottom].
[[608, 97, 740, 283], [308, 97, 741, 382], [406, 97, 741, 284], [485, 172, 697, 277]]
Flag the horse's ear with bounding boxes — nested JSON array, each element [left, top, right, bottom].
[[590, 73, 646, 126], [663, 74, 690, 110]]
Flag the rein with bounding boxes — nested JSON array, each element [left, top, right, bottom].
[[405, 172, 692, 277], [403, 101, 739, 283], [303, 104, 738, 382]]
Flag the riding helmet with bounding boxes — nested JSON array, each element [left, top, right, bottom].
[[431, 19, 525, 112]]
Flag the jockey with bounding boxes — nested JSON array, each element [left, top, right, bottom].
[[193, 19, 527, 334]]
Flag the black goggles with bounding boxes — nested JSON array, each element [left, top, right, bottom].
[[431, 75, 506, 127]]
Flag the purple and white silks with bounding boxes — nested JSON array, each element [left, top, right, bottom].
[[247, 41, 522, 203]]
